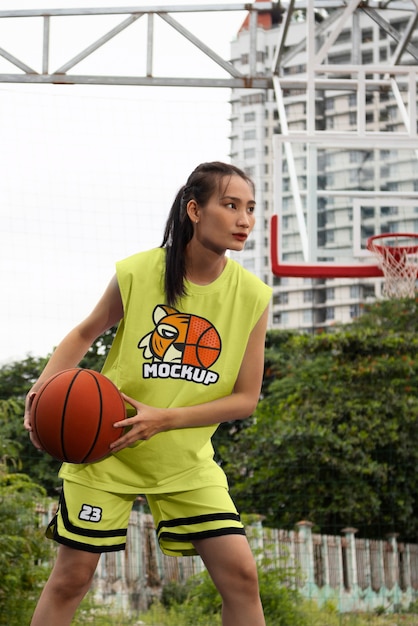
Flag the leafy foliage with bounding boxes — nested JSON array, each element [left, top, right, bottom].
[[0, 354, 48, 401], [149, 552, 306, 626], [0, 464, 52, 626], [221, 298, 418, 540], [78, 326, 118, 372]]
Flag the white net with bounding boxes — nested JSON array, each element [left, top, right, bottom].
[[367, 235, 418, 299]]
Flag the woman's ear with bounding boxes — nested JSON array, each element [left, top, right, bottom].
[[186, 199, 200, 224]]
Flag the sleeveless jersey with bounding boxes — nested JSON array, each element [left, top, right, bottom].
[[60, 248, 271, 494]]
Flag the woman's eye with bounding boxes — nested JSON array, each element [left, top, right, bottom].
[[226, 202, 236, 209]]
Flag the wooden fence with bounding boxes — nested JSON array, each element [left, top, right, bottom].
[[40, 505, 418, 614]]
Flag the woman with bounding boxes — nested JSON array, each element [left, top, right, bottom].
[[24, 161, 271, 626]]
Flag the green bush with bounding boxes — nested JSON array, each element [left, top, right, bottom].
[[143, 553, 308, 626], [161, 579, 191, 608], [0, 466, 52, 626]]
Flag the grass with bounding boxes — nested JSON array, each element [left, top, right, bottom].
[[72, 599, 418, 626]]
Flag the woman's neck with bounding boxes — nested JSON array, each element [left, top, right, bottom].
[[185, 243, 227, 286]]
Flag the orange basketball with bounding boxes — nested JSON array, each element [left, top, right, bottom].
[[30, 368, 126, 464], [183, 316, 221, 368]]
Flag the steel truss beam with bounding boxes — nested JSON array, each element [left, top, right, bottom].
[[0, 3, 274, 88]]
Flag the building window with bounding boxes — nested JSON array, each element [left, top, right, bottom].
[[303, 309, 313, 324], [244, 111, 256, 122], [362, 28, 373, 43], [244, 148, 256, 159], [273, 312, 289, 325], [326, 307, 335, 320], [326, 230, 335, 244], [303, 290, 313, 302], [241, 93, 265, 106], [350, 285, 360, 298], [348, 93, 357, 107], [363, 285, 375, 299], [361, 206, 375, 219], [244, 129, 256, 140]]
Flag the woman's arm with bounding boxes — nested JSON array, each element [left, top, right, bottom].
[[110, 305, 269, 450], [24, 275, 123, 434]]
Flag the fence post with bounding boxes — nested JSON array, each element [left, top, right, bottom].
[[342, 527, 358, 591], [386, 533, 401, 609], [296, 520, 315, 599]]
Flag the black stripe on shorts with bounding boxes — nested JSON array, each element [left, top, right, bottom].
[[47, 520, 125, 554], [156, 511, 241, 534], [156, 511, 246, 544], [159, 526, 247, 543]]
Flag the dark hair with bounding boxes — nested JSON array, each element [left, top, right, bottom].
[[160, 161, 254, 306]]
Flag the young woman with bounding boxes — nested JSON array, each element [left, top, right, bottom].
[[24, 161, 271, 626]]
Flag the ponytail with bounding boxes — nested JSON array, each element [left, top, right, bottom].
[[160, 161, 254, 306], [160, 185, 193, 306]]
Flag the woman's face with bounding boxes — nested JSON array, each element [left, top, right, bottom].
[[190, 175, 256, 254]]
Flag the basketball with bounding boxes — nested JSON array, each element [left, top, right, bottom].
[[184, 315, 221, 368], [30, 368, 126, 464]]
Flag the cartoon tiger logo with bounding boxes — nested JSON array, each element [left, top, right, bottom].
[[138, 306, 221, 385]]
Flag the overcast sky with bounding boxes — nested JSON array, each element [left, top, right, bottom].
[[0, 1, 247, 362]]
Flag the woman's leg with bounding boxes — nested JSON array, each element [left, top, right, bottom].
[[31, 545, 100, 626], [192, 534, 265, 626]]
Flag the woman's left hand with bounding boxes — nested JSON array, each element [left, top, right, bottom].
[[109, 393, 170, 452]]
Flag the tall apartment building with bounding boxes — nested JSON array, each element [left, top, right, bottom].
[[229, 3, 418, 331]]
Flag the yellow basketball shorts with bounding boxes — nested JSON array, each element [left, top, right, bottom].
[[46, 480, 246, 556]]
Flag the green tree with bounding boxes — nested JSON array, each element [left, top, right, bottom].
[[0, 355, 48, 401], [0, 461, 52, 626], [78, 326, 118, 371], [0, 395, 62, 495], [221, 299, 418, 540]]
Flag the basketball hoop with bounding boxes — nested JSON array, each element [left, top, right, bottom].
[[366, 233, 418, 299]]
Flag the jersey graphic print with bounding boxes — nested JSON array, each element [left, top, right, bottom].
[[138, 305, 221, 385]]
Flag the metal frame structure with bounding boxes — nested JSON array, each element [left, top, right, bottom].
[[271, 0, 418, 278], [0, 1, 417, 280], [0, 3, 273, 88]]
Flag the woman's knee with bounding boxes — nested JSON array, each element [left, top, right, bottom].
[[48, 547, 99, 598], [232, 554, 260, 591], [213, 552, 260, 601]]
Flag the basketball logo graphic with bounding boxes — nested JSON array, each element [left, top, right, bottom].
[[185, 315, 222, 368], [138, 305, 222, 385]]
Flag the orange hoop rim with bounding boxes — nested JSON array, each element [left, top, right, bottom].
[[367, 232, 418, 262]]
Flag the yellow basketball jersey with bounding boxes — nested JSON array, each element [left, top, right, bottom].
[[60, 248, 271, 494]]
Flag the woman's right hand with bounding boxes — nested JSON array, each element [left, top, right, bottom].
[[24, 391, 43, 450]]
